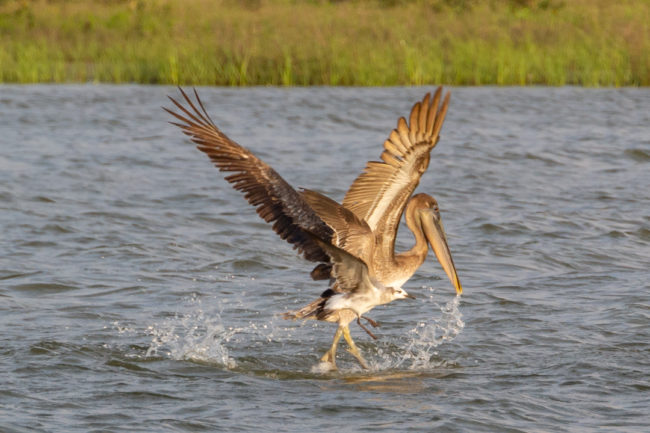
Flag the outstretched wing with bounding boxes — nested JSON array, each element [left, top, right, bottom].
[[165, 88, 333, 266], [342, 88, 450, 259]]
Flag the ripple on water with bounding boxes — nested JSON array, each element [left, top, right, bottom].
[[624, 148, 650, 162], [9, 282, 80, 294], [2, 86, 649, 432]]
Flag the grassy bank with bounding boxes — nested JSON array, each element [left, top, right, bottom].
[[1, 0, 649, 86]]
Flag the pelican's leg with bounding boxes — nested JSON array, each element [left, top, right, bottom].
[[320, 326, 343, 369], [342, 326, 369, 369]]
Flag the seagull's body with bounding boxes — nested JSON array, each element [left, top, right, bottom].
[[166, 88, 463, 370]]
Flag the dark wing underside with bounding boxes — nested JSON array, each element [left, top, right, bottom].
[[165, 88, 333, 266]]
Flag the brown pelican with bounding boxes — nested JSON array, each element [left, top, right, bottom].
[[166, 87, 463, 370]]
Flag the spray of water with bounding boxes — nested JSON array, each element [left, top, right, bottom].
[[371, 290, 464, 371], [142, 288, 463, 373], [145, 294, 237, 368], [398, 293, 464, 369]]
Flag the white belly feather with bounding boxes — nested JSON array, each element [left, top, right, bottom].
[[325, 292, 377, 316]]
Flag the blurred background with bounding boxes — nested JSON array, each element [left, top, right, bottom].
[[1, 0, 649, 86]]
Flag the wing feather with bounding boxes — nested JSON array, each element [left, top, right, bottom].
[[417, 93, 430, 141], [342, 88, 451, 259], [388, 129, 408, 154], [165, 88, 333, 266], [300, 189, 374, 261], [303, 231, 375, 295]]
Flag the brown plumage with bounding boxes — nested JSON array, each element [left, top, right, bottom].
[[342, 88, 451, 270], [164, 88, 333, 263], [166, 87, 463, 370]]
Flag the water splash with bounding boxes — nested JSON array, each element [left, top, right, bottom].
[[373, 291, 464, 371], [142, 290, 462, 373], [145, 295, 237, 368], [402, 294, 464, 369], [311, 361, 337, 374], [303, 290, 465, 374]]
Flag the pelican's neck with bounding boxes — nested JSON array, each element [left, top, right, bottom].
[[399, 200, 429, 266]]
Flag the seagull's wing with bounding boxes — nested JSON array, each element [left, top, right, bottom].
[[342, 88, 450, 259], [165, 88, 333, 266], [300, 189, 374, 261], [304, 231, 376, 295]]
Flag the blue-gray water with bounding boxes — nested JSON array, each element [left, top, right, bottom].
[[1, 85, 649, 432]]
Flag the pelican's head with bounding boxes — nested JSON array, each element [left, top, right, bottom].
[[390, 286, 416, 301], [412, 193, 463, 295]]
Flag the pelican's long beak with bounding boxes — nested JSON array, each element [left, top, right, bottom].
[[421, 211, 463, 295]]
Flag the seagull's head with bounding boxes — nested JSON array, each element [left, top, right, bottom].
[[390, 287, 416, 301]]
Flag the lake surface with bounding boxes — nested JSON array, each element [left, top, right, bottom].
[[1, 85, 649, 432]]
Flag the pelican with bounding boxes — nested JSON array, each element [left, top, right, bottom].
[[166, 87, 463, 370]]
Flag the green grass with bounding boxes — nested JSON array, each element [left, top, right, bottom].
[[1, 0, 649, 86]]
